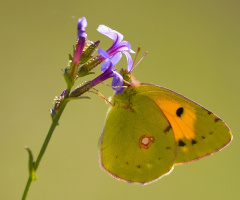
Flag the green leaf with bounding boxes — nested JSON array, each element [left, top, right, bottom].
[[62, 68, 74, 88], [25, 147, 38, 181]]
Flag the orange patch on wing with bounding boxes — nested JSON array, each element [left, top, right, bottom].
[[155, 99, 196, 140], [139, 135, 154, 149]]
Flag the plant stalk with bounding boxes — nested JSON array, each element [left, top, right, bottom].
[[22, 89, 70, 200]]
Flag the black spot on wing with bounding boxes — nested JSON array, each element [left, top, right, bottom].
[[214, 117, 220, 123], [164, 125, 172, 133], [207, 111, 212, 115], [176, 107, 184, 117], [207, 111, 220, 123], [178, 139, 186, 147], [191, 139, 197, 145]]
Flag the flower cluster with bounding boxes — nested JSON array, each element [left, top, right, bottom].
[[52, 17, 135, 116], [70, 17, 135, 96]]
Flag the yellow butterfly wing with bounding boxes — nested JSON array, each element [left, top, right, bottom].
[[138, 84, 232, 164], [99, 87, 176, 183]]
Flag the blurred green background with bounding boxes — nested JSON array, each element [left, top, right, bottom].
[[1, 0, 239, 199]]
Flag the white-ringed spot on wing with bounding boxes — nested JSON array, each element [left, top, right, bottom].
[[139, 135, 154, 149]]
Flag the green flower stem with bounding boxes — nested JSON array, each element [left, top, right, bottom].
[[22, 89, 70, 200], [22, 177, 31, 200]]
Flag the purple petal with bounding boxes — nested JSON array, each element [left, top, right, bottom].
[[78, 17, 87, 28], [98, 48, 110, 59], [101, 60, 111, 72], [97, 25, 123, 45], [107, 41, 134, 56], [100, 52, 122, 72], [78, 17, 87, 38], [112, 71, 123, 86], [91, 67, 114, 87], [110, 52, 122, 65], [73, 17, 87, 63], [115, 87, 125, 94], [73, 36, 86, 64], [92, 60, 117, 87], [60, 89, 67, 97], [122, 51, 133, 72], [129, 49, 135, 54], [112, 74, 124, 94], [112, 72, 124, 94], [117, 41, 132, 51]]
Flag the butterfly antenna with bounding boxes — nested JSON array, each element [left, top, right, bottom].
[[101, 82, 128, 89], [132, 46, 141, 67], [89, 88, 113, 106], [132, 51, 148, 71]]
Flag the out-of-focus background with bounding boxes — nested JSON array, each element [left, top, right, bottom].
[[1, 0, 239, 199]]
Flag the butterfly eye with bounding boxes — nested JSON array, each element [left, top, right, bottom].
[[123, 73, 131, 82]]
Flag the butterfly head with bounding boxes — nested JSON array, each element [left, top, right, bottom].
[[120, 68, 140, 88], [112, 47, 146, 95]]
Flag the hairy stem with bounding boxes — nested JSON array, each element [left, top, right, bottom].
[[22, 89, 70, 200]]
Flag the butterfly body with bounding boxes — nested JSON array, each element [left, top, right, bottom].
[[99, 82, 232, 184]]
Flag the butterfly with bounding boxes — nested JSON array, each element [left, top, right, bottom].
[[98, 70, 232, 184]]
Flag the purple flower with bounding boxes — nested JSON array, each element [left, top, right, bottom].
[[91, 52, 123, 88], [98, 49, 126, 94], [71, 19, 135, 95], [96, 25, 135, 94], [73, 17, 87, 64], [97, 25, 134, 72]]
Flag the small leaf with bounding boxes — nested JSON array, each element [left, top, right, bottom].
[[69, 54, 73, 60], [69, 81, 93, 97], [62, 68, 74, 88], [25, 146, 38, 181]]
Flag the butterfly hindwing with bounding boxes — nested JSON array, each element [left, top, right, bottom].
[[138, 84, 232, 164], [99, 88, 176, 183]]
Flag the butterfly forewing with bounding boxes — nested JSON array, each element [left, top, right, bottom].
[[138, 84, 232, 164]]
